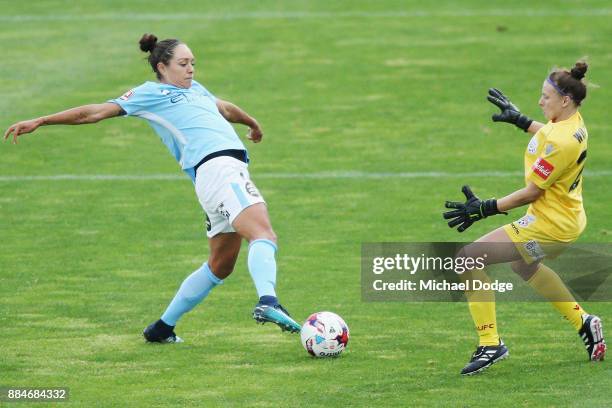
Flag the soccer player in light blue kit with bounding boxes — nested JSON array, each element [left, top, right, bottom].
[[4, 33, 301, 342]]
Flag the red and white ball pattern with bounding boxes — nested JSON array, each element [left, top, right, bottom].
[[300, 311, 349, 357]]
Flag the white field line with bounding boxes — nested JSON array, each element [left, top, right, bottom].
[[1, 10, 611, 22], [0, 170, 610, 182]]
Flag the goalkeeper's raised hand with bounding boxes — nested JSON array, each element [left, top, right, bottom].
[[443, 186, 506, 233], [487, 88, 533, 132]]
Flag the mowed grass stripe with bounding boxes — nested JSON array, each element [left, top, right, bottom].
[[2, 9, 612, 22], [0, 170, 611, 182]]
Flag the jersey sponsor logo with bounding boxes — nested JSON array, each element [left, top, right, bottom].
[[517, 214, 536, 228], [119, 89, 134, 101], [523, 240, 546, 261], [527, 136, 538, 154], [532, 158, 554, 180]]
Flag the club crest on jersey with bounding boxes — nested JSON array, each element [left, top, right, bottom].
[[517, 214, 536, 228], [532, 158, 554, 180], [545, 144, 554, 155], [527, 136, 538, 154], [120, 90, 134, 100]]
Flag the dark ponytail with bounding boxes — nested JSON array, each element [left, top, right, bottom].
[[139, 33, 158, 53], [570, 61, 588, 81], [138, 33, 182, 80]]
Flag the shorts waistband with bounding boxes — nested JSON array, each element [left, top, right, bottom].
[[194, 149, 248, 174]]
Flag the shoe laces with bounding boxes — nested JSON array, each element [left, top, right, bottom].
[[471, 346, 486, 360], [275, 304, 292, 317]]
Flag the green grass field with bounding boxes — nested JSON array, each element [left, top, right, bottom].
[[1, 1, 611, 406]]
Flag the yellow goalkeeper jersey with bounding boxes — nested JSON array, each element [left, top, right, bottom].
[[524, 111, 587, 241]]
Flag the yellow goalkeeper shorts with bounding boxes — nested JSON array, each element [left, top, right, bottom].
[[502, 214, 579, 264]]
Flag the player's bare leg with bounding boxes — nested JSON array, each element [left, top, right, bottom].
[[208, 232, 242, 279], [232, 203, 276, 243]]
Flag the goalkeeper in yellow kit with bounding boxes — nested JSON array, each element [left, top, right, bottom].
[[443, 60, 606, 375]]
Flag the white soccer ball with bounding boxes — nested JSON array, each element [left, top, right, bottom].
[[300, 311, 349, 357]]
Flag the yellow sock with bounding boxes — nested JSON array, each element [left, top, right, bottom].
[[527, 263, 586, 331], [464, 268, 499, 346]]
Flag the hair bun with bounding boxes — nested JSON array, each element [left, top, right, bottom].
[[570, 61, 588, 80], [139, 33, 158, 53]]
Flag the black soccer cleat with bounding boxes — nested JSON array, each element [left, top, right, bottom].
[[143, 319, 184, 343], [579, 314, 606, 361], [461, 340, 509, 376]]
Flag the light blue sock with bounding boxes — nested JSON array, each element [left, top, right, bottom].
[[161, 262, 222, 326], [247, 239, 277, 298]]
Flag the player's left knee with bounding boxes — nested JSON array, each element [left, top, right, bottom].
[[246, 225, 277, 244], [256, 228, 277, 244], [209, 255, 238, 280]]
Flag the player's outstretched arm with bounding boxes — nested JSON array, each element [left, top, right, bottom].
[[216, 99, 263, 143], [525, 121, 544, 134], [4, 102, 123, 144], [487, 88, 543, 134], [496, 182, 544, 212], [442, 183, 543, 233]]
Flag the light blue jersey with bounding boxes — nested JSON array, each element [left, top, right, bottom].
[[110, 80, 246, 181]]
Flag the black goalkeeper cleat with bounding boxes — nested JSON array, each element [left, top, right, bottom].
[[461, 340, 509, 376], [143, 319, 184, 344], [579, 314, 606, 361]]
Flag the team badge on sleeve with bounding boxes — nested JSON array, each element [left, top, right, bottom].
[[527, 136, 538, 154], [120, 89, 135, 100], [532, 157, 554, 180]]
